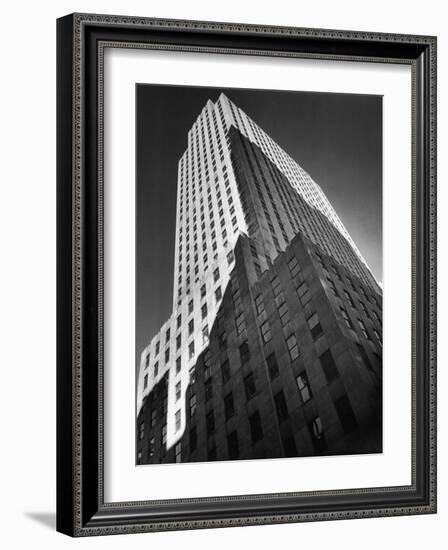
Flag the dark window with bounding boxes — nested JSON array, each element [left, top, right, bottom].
[[213, 267, 220, 282], [150, 408, 157, 427], [239, 341, 251, 364], [188, 299, 194, 314], [175, 442, 182, 463], [190, 427, 197, 452], [309, 417, 326, 452], [266, 352, 279, 379], [204, 378, 213, 402], [176, 314, 182, 328], [224, 393, 235, 420], [148, 437, 155, 458], [139, 421, 145, 440], [176, 356, 181, 374], [206, 410, 215, 437], [201, 303, 208, 319], [218, 331, 227, 351], [227, 431, 239, 459], [189, 394, 197, 417], [188, 319, 194, 335], [165, 348, 170, 364], [249, 411, 263, 443], [175, 409, 181, 431], [307, 312, 323, 340], [176, 334, 181, 350], [274, 390, 289, 422], [143, 374, 148, 389], [296, 371, 312, 403], [335, 395, 358, 434], [319, 349, 339, 382], [283, 436, 297, 457], [244, 372, 256, 400], [215, 287, 222, 302], [221, 359, 230, 384]]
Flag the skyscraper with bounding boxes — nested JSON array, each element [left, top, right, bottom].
[[136, 93, 382, 464]]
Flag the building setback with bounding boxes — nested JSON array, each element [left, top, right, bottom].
[[136, 93, 382, 464]]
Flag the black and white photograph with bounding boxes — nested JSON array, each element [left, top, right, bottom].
[[135, 84, 383, 465]]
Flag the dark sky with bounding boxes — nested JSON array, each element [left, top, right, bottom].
[[136, 84, 382, 366]]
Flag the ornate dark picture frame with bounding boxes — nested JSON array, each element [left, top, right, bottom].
[[56, 13, 437, 537]]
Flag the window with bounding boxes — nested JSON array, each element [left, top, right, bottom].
[[296, 372, 312, 403], [175, 409, 181, 432], [176, 334, 181, 350], [148, 437, 155, 458], [271, 276, 282, 297], [343, 290, 355, 308], [200, 284, 206, 298], [224, 393, 235, 420], [189, 394, 197, 417], [188, 319, 194, 335], [213, 267, 220, 282], [258, 321, 274, 347], [204, 378, 213, 402], [249, 411, 263, 443], [161, 424, 167, 447], [155, 341, 160, 355], [202, 325, 209, 343], [188, 341, 195, 359], [239, 341, 250, 364], [286, 334, 300, 360], [288, 256, 301, 277], [145, 353, 150, 369], [309, 416, 326, 452], [143, 374, 148, 390], [188, 299, 194, 314], [358, 319, 370, 340], [274, 390, 289, 422], [307, 312, 323, 340], [176, 356, 181, 374], [335, 395, 358, 434], [139, 421, 145, 440], [150, 408, 157, 427], [373, 329, 382, 345], [221, 359, 230, 384], [215, 286, 222, 302], [175, 442, 182, 463], [206, 410, 215, 437], [340, 306, 353, 329], [201, 303, 208, 319], [266, 353, 279, 379], [175, 381, 181, 401], [255, 294, 265, 316], [165, 328, 170, 342], [164, 347, 170, 364], [235, 312, 246, 335], [326, 277, 338, 296], [218, 331, 227, 351], [297, 282, 312, 307], [154, 361, 159, 377], [176, 314, 182, 328], [319, 349, 339, 382], [189, 427, 197, 452], [227, 431, 239, 459], [243, 372, 256, 400], [278, 301, 290, 327], [227, 250, 234, 265]]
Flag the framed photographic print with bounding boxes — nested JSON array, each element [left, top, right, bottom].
[[56, 13, 437, 536]]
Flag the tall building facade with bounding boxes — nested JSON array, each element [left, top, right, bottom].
[[136, 94, 382, 464]]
